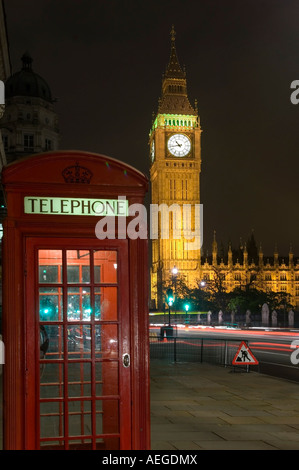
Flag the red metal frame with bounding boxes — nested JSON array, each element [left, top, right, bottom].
[[2, 151, 150, 450], [26, 238, 131, 450]]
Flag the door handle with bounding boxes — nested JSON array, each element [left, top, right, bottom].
[[122, 353, 130, 368]]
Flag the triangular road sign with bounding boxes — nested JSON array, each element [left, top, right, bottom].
[[232, 341, 259, 365]]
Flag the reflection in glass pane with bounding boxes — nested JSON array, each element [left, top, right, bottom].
[[67, 325, 92, 359], [94, 251, 117, 284], [96, 400, 119, 435], [39, 288, 63, 322], [67, 265, 79, 283], [82, 266, 90, 283], [39, 250, 62, 283], [40, 363, 64, 399], [67, 250, 90, 284], [40, 286, 60, 294], [40, 325, 64, 360], [95, 288, 101, 320], [68, 362, 91, 398], [67, 288, 91, 321], [40, 402, 64, 438], [94, 324, 118, 359], [95, 361, 118, 397], [95, 287, 117, 321], [39, 265, 59, 283], [68, 401, 92, 437], [94, 265, 101, 283], [95, 325, 101, 352]]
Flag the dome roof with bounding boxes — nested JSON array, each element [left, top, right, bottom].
[[6, 53, 52, 102]]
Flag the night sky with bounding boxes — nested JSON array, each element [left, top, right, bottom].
[[4, 0, 299, 256]]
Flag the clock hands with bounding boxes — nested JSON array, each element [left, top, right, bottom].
[[167, 134, 191, 156], [170, 141, 182, 149]]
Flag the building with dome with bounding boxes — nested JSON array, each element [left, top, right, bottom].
[[0, 52, 59, 163]]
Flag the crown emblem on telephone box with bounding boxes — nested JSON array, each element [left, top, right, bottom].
[[62, 162, 93, 184]]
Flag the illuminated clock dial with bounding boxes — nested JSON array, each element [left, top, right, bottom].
[[167, 134, 191, 157]]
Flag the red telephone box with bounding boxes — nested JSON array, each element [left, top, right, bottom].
[[1, 150, 150, 450]]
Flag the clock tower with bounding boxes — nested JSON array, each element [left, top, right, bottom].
[[150, 26, 202, 309]]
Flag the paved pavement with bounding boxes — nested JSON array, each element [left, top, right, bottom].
[[2, 361, 299, 450], [150, 360, 299, 450]]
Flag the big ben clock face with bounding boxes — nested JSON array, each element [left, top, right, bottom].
[[167, 134, 191, 157]]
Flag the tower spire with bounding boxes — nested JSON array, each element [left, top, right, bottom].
[[212, 230, 218, 266], [158, 26, 196, 115], [170, 24, 176, 44], [165, 25, 185, 79]]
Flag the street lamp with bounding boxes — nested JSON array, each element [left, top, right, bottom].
[[166, 288, 174, 326], [184, 303, 190, 325], [172, 266, 178, 276], [171, 266, 178, 330]]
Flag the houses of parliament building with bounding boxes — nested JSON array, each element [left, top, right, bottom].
[[149, 27, 299, 311]]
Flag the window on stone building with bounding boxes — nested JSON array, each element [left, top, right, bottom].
[[24, 134, 34, 151], [45, 139, 52, 151], [2, 134, 8, 151], [181, 180, 188, 200]]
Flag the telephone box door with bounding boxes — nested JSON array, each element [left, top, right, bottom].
[[25, 237, 131, 450]]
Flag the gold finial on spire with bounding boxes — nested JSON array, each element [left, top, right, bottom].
[[212, 230, 217, 251], [170, 24, 176, 44]]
